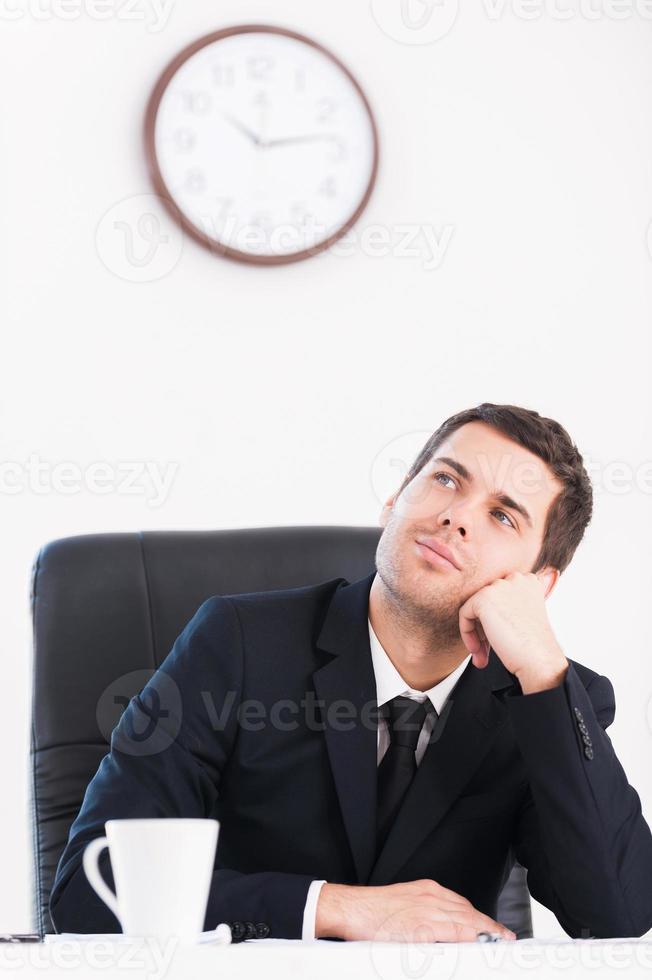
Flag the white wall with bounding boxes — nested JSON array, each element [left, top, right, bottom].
[[2, 0, 651, 938]]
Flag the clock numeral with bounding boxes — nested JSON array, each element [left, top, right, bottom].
[[248, 55, 274, 80], [290, 203, 316, 229], [212, 63, 235, 87], [173, 128, 196, 152], [252, 89, 270, 109], [214, 197, 234, 223], [245, 212, 274, 253], [180, 90, 212, 115], [290, 202, 309, 221], [185, 168, 206, 193], [316, 98, 337, 122], [327, 138, 347, 164], [318, 176, 337, 198], [250, 211, 273, 231]]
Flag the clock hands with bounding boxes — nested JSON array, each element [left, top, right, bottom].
[[222, 112, 263, 146], [262, 133, 340, 149], [222, 112, 339, 151]]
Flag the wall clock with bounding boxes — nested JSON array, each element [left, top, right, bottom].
[[144, 25, 379, 265]]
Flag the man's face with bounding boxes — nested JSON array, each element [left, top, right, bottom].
[[375, 421, 563, 636]]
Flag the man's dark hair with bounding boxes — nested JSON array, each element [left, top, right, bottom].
[[395, 402, 593, 575]]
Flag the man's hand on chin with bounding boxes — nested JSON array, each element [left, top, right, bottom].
[[457, 571, 569, 695]]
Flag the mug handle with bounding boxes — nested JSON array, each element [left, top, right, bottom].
[[82, 837, 123, 927]]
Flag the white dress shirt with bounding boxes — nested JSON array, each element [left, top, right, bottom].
[[301, 616, 472, 940]]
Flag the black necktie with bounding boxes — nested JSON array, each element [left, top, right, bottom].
[[376, 696, 437, 855]]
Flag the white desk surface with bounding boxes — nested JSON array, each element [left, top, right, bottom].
[[0, 934, 649, 980]]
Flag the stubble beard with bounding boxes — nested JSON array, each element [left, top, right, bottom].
[[374, 524, 472, 649]]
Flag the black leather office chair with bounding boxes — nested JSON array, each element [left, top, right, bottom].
[[29, 526, 533, 938]]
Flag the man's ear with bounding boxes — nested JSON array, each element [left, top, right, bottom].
[[535, 565, 560, 599], [379, 492, 397, 528]]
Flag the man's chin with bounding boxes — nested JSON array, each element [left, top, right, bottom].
[[398, 575, 462, 625]]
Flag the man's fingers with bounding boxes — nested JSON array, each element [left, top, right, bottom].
[[436, 905, 516, 940], [458, 616, 483, 656], [414, 918, 514, 943], [386, 881, 517, 943], [429, 921, 486, 943], [471, 913, 515, 939]]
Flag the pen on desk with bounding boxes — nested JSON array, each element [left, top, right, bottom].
[[0, 934, 42, 943]]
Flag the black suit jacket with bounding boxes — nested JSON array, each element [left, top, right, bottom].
[[49, 571, 652, 939]]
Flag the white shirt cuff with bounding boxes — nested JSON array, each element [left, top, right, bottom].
[[301, 879, 328, 941]]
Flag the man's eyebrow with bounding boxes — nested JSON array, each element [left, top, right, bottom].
[[432, 455, 533, 528]]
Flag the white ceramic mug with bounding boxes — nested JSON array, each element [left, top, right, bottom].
[[82, 818, 219, 943]]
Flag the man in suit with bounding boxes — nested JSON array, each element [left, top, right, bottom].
[[49, 403, 652, 942]]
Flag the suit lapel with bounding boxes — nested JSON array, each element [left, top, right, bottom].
[[312, 569, 519, 887], [312, 571, 379, 884]]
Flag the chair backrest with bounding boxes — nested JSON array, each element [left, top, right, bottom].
[[29, 526, 532, 937]]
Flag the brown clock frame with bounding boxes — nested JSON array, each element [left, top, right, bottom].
[[143, 23, 380, 266]]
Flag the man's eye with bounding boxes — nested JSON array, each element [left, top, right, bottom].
[[432, 474, 516, 529], [492, 509, 515, 529], [433, 471, 456, 488]]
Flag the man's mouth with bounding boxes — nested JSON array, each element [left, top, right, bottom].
[[414, 537, 461, 571]]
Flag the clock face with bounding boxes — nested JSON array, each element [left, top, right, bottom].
[[145, 26, 379, 264]]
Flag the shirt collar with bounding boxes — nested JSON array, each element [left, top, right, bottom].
[[368, 616, 472, 716]]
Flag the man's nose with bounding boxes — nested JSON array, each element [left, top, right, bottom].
[[437, 506, 472, 537]]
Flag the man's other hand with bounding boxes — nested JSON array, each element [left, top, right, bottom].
[[315, 879, 518, 942]]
